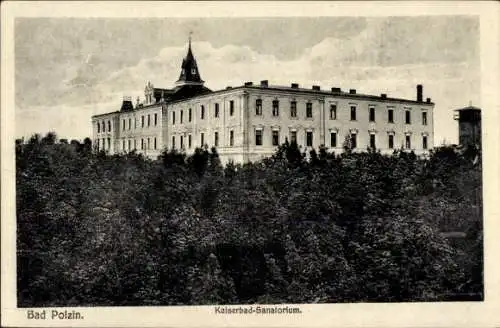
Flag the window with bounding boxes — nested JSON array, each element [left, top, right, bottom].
[[405, 135, 411, 149], [255, 129, 263, 146], [180, 110, 183, 124], [306, 131, 313, 147], [201, 133, 204, 146], [102, 122, 105, 133], [108, 121, 111, 132], [215, 103, 219, 118], [370, 134, 376, 149], [255, 99, 262, 116], [351, 134, 357, 149], [154, 138, 157, 150], [388, 109, 394, 123], [172, 112, 176, 124], [272, 100, 279, 116], [102, 138, 105, 150], [191, 68, 196, 75], [229, 130, 234, 146], [122, 119, 126, 130], [214, 132, 219, 147], [134, 139, 137, 150], [405, 110, 411, 124], [122, 139, 125, 150], [189, 108, 192, 122], [128, 139, 131, 151], [107, 138, 111, 149], [290, 131, 297, 144], [201, 105, 205, 119], [229, 100, 234, 116], [350, 106, 357, 121], [128, 118, 131, 130], [272, 130, 279, 146], [422, 111, 428, 125], [306, 102, 313, 118], [290, 101, 297, 118], [180, 136, 184, 149], [369, 107, 375, 122], [97, 123, 100, 133], [134, 118, 137, 129], [154, 113, 158, 126], [147, 138, 150, 150], [388, 135, 394, 149], [148, 114, 151, 127], [330, 104, 337, 120], [141, 138, 144, 150], [188, 134, 192, 148], [172, 136, 175, 149], [141, 116, 144, 128], [422, 136, 428, 149], [330, 132, 337, 147]]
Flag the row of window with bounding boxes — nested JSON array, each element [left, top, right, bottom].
[[96, 138, 112, 151], [256, 100, 428, 125], [122, 137, 158, 151], [96, 113, 160, 134], [97, 137, 159, 152], [96, 120, 112, 133], [255, 130, 427, 149], [171, 130, 236, 149], [172, 100, 235, 125], [120, 114, 159, 131], [121, 113, 159, 131], [169, 101, 428, 126], [169, 130, 429, 150]]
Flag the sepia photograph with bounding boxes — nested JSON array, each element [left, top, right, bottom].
[[1, 1, 499, 327]]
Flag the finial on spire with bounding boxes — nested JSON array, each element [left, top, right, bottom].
[[189, 31, 193, 48]]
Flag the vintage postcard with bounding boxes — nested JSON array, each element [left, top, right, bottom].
[[1, 1, 499, 327]]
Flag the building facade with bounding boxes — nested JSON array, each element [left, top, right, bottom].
[[454, 105, 481, 147], [92, 40, 435, 164]]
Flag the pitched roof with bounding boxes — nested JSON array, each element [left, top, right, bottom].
[[454, 105, 481, 112]]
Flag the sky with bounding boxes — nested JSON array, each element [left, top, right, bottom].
[[15, 16, 480, 144]]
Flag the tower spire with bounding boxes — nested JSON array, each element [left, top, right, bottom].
[[175, 31, 204, 86]]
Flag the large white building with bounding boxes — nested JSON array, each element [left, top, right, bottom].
[[92, 39, 434, 164]]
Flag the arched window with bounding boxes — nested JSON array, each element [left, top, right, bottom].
[[97, 122, 100, 133], [108, 121, 111, 132]]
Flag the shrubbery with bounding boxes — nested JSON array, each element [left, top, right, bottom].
[[16, 133, 483, 306]]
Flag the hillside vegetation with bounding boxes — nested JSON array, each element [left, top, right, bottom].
[[16, 133, 482, 306]]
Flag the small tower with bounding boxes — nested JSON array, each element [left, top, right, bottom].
[[175, 32, 204, 87], [454, 103, 481, 147]]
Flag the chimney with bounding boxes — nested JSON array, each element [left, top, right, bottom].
[[226, 86, 232, 90], [291, 83, 299, 89], [312, 85, 320, 91], [349, 89, 356, 94], [260, 80, 268, 87], [331, 87, 341, 93], [244, 82, 253, 86], [426, 97, 431, 103], [417, 84, 423, 102], [381, 93, 387, 99]]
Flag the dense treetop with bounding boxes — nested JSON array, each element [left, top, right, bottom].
[[16, 133, 482, 306]]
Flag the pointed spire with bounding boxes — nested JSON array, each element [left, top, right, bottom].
[[175, 32, 204, 86]]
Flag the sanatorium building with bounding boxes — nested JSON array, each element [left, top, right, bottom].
[[92, 39, 435, 165]]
